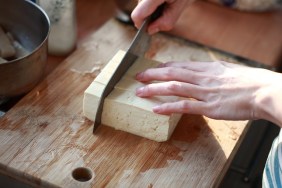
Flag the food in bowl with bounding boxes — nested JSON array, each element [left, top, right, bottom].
[[0, 25, 29, 63]]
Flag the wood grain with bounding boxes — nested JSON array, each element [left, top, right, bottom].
[[0, 18, 249, 187], [170, 1, 282, 68]]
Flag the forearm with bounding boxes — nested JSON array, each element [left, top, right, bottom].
[[206, 0, 282, 11]]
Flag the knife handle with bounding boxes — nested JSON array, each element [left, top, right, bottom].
[[150, 3, 166, 23]]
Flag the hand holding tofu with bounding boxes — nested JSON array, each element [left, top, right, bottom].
[[135, 61, 282, 127]]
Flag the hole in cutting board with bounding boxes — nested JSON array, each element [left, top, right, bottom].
[[72, 167, 93, 182]]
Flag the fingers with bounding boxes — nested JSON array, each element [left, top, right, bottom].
[[152, 100, 207, 115], [136, 66, 202, 84], [158, 61, 213, 72], [136, 81, 206, 101], [147, 1, 185, 34], [131, 0, 187, 34], [131, 0, 164, 29], [133, 59, 264, 120]]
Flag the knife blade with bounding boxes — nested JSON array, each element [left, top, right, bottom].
[[93, 4, 164, 132]]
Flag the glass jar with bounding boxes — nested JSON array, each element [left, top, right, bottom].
[[36, 0, 77, 56]]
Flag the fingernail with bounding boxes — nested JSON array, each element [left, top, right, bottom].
[[157, 63, 165, 68], [135, 87, 144, 96], [148, 27, 159, 35], [136, 72, 143, 80], [153, 105, 161, 113]]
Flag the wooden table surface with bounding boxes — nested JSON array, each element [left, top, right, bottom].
[[171, 1, 282, 68], [0, 0, 280, 187]]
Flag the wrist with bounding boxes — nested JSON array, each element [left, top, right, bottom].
[[254, 73, 282, 127]]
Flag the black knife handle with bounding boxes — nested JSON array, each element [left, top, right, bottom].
[[150, 3, 166, 23]]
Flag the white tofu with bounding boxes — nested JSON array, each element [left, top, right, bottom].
[[0, 26, 15, 58], [83, 50, 182, 142]]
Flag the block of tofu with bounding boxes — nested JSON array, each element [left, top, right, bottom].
[[83, 50, 182, 142]]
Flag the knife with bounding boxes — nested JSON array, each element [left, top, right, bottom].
[[93, 4, 165, 132]]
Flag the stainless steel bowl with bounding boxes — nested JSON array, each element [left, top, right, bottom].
[[0, 0, 50, 99]]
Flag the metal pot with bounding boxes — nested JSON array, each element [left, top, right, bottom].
[[0, 0, 50, 99]]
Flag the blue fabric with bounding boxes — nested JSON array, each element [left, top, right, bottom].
[[263, 129, 282, 188], [221, 0, 236, 7]]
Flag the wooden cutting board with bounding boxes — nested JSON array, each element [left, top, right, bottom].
[[0, 19, 249, 187]]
